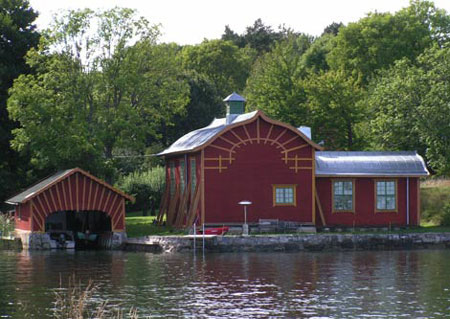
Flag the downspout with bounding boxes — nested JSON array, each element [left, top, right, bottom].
[[406, 177, 410, 226]]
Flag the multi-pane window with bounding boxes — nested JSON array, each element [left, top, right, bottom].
[[169, 162, 176, 197], [190, 159, 196, 196], [333, 180, 354, 212], [180, 160, 185, 193], [273, 185, 296, 206], [376, 180, 396, 211]]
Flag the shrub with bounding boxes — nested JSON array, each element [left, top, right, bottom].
[[117, 166, 165, 216], [0, 212, 15, 237], [441, 203, 450, 226]]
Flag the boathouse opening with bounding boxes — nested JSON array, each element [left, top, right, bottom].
[[45, 210, 112, 249]]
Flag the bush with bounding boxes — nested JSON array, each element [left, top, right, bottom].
[[441, 203, 450, 226], [116, 166, 165, 216], [0, 212, 15, 237]]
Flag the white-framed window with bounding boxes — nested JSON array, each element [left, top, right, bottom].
[[333, 180, 354, 212], [376, 180, 397, 211], [272, 185, 297, 206]]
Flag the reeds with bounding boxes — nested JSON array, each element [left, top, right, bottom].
[[53, 275, 138, 319]]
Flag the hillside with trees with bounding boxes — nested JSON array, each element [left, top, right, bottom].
[[2, 0, 450, 211]]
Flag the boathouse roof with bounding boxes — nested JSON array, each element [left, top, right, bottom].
[[6, 168, 134, 205], [315, 151, 429, 177]]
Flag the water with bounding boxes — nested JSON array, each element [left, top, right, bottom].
[[1, 249, 450, 318]]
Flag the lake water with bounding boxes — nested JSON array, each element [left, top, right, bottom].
[[1, 249, 450, 318]]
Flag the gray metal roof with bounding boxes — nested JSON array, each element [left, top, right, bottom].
[[6, 169, 73, 204], [158, 111, 258, 156], [223, 92, 246, 102], [315, 151, 429, 176]]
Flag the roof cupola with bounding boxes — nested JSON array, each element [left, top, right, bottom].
[[224, 92, 246, 124]]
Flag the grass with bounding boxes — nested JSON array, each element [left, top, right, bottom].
[[420, 178, 450, 226], [125, 211, 185, 238]]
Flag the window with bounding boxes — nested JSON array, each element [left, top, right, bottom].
[[190, 159, 197, 196], [333, 180, 354, 212], [376, 180, 397, 211], [169, 162, 176, 197], [272, 185, 296, 206], [180, 160, 185, 193]]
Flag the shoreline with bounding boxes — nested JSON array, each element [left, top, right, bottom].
[[125, 232, 450, 253]]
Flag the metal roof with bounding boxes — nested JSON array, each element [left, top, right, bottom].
[[315, 151, 429, 176], [157, 111, 258, 156], [5, 168, 135, 205], [6, 169, 73, 204], [223, 92, 246, 102]]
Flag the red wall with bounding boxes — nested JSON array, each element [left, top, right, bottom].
[[316, 177, 419, 227], [203, 117, 314, 224]]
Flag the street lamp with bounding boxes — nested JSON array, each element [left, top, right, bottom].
[[238, 200, 252, 236]]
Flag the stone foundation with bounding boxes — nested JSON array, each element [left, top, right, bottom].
[[125, 233, 450, 253], [13, 230, 127, 250]]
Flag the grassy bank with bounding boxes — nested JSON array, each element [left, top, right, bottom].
[[421, 178, 450, 226], [125, 212, 185, 237]]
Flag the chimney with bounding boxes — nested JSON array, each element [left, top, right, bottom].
[[224, 92, 246, 124]]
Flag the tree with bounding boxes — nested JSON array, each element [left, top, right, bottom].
[[322, 22, 343, 36], [327, 0, 450, 84], [365, 58, 427, 154], [0, 0, 39, 204], [365, 46, 450, 175], [7, 8, 189, 182], [245, 35, 312, 126], [168, 71, 224, 142], [302, 33, 335, 73], [180, 39, 252, 97], [116, 166, 165, 216], [305, 71, 363, 149]]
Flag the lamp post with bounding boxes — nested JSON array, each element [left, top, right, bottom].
[[238, 200, 252, 236]]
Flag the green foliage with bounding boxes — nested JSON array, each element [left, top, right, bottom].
[[365, 46, 450, 174], [305, 71, 363, 149], [441, 203, 450, 227], [7, 8, 189, 181], [327, 0, 446, 84], [421, 184, 450, 225], [180, 39, 252, 97], [117, 166, 165, 216], [245, 35, 312, 125], [0, 0, 39, 206], [0, 213, 14, 237], [365, 58, 427, 153], [302, 33, 335, 73]]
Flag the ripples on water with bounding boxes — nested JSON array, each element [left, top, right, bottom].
[[0, 250, 450, 318]]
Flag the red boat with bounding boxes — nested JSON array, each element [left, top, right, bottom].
[[198, 227, 229, 235]]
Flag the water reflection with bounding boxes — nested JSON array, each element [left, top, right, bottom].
[[0, 250, 450, 318]]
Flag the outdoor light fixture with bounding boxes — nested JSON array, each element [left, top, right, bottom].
[[238, 200, 252, 236]]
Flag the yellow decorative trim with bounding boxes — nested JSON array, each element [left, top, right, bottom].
[[331, 179, 356, 213], [374, 179, 398, 213], [272, 184, 297, 207]]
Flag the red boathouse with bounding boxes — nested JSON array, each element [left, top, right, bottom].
[[6, 167, 134, 249], [157, 93, 429, 229]]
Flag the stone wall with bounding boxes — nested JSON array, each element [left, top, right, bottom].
[[125, 233, 450, 253]]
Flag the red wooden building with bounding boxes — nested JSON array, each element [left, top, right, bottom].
[[157, 93, 429, 229], [5, 168, 134, 248]]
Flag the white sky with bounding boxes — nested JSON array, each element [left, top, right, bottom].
[[29, 0, 450, 45]]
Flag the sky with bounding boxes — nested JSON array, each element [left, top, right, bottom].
[[29, 0, 450, 45]]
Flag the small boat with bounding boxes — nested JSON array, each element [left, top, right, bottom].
[[199, 227, 229, 235]]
